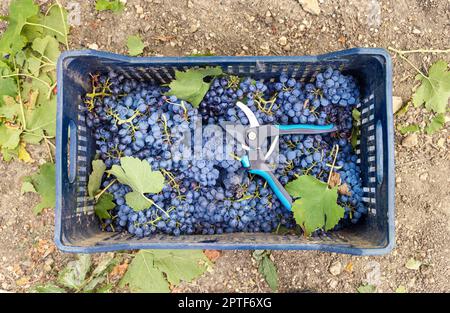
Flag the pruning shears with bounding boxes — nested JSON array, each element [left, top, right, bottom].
[[223, 101, 337, 211]]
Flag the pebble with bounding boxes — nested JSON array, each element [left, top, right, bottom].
[[392, 96, 403, 114], [396, 176, 402, 183], [402, 133, 418, 148], [329, 261, 342, 276], [135, 5, 144, 14], [88, 43, 99, 50], [329, 279, 338, 289], [278, 36, 288, 46], [419, 172, 428, 181], [298, 0, 321, 15], [437, 138, 445, 149], [412, 28, 421, 34], [189, 21, 200, 33], [187, 0, 193, 8]]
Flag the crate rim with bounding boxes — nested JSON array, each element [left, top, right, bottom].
[[55, 48, 395, 255]]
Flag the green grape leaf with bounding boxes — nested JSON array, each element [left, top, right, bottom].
[[357, 284, 376, 293], [0, 0, 39, 54], [166, 67, 223, 107], [0, 124, 22, 151], [107, 157, 164, 211], [0, 96, 22, 120], [91, 253, 117, 278], [119, 251, 169, 293], [351, 108, 360, 149], [399, 124, 420, 135], [22, 94, 57, 144], [42, 4, 69, 45], [21, 181, 36, 194], [94, 193, 115, 219], [405, 258, 422, 270], [95, 0, 125, 12], [26, 162, 55, 215], [58, 254, 92, 290], [258, 255, 278, 292], [412, 60, 450, 114], [88, 159, 106, 198], [31, 283, 66, 293], [120, 250, 209, 292], [0, 61, 17, 105], [124, 191, 152, 212], [127, 35, 145, 56], [152, 250, 210, 285], [30, 36, 60, 75], [425, 113, 445, 135], [285, 175, 345, 235]]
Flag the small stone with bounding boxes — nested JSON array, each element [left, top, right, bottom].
[[187, 0, 193, 8], [329, 261, 342, 276], [88, 43, 99, 50], [419, 172, 428, 181], [265, 10, 272, 17], [402, 134, 418, 148], [392, 96, 403, 114], [298, 0, 321, 15], [412, 28, 421, 35], [135, 5, 144, 14], [283, 44, 291, 52], [329, 279, 338, 289], [189, 21, 200, 33], [437, 138, 445, 149], [278, 36, 288, 46], [396, 176, 402, 183], [299, 24, 306, 32], [242, 45, 249, 51]]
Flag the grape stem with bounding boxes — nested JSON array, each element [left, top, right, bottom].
[[326, 144, 339, 188], [94, 179, 117, 202]]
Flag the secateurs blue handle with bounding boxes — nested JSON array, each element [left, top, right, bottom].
[[240, 156, 293, 210], [275, 123, 337, 135]]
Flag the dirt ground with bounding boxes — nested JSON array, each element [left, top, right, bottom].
[[0, 0, 449, 293]]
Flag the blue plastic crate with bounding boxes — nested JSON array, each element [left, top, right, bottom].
[[55, 48, 395, 255]]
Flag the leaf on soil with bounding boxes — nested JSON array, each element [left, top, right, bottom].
[[0, 61, 17, 105], [94, 193, 115, 219], [21, 180, 36, 194], [127, 35, 145, 56], [26, 162, 55, 214], [0, 0, 39, 54], [0, 124, 22, 151], [58, 254, 92, 290], [412, 60, 450, 114], [110, 262, 129, 279], [357, 284, 376, 293], [405, 258, 422, 270], [31, 35, 60, 74], [18, 142, 33, 162], [425, 113, 445, 135], [285, 175, 345, 235], [120, 250, 209, 292], [399, 124, 420, 135], [166, 67, 223, 108], [88, 159, 106, 198], [204, 250, 221, 262], [95, 0, 125, 12], [42, 4, 69, 45], [31, 283, 66, 293], [395, 285, 407, 293], [107, 157, 164, 211], [258, 255, 278, 292], [119, 251, 170, 293]]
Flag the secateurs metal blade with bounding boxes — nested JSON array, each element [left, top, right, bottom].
[[223, 101, 337, 211]]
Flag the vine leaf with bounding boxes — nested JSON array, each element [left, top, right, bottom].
[[88, 159, 106, 198], [166, 67, 223, 108], [42, 4, 69, 45], [286, 175, 345, 235], [107, 157, 164, 211], [95, 0, 125, 12], [94, 193, 115, 220], [57, 254, 92, 290], [412, 60, 450, 114], [399, 124, 420, 135], [24, 162, 55, 215], [425, 113, 445, 135], [258, 256, 278, 292], [120, 250, 209, 292], [127, 35, 145, 56], [0, 0, 39, 54]]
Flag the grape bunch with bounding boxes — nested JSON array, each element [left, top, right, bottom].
[[83, 67, 366, 238]]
